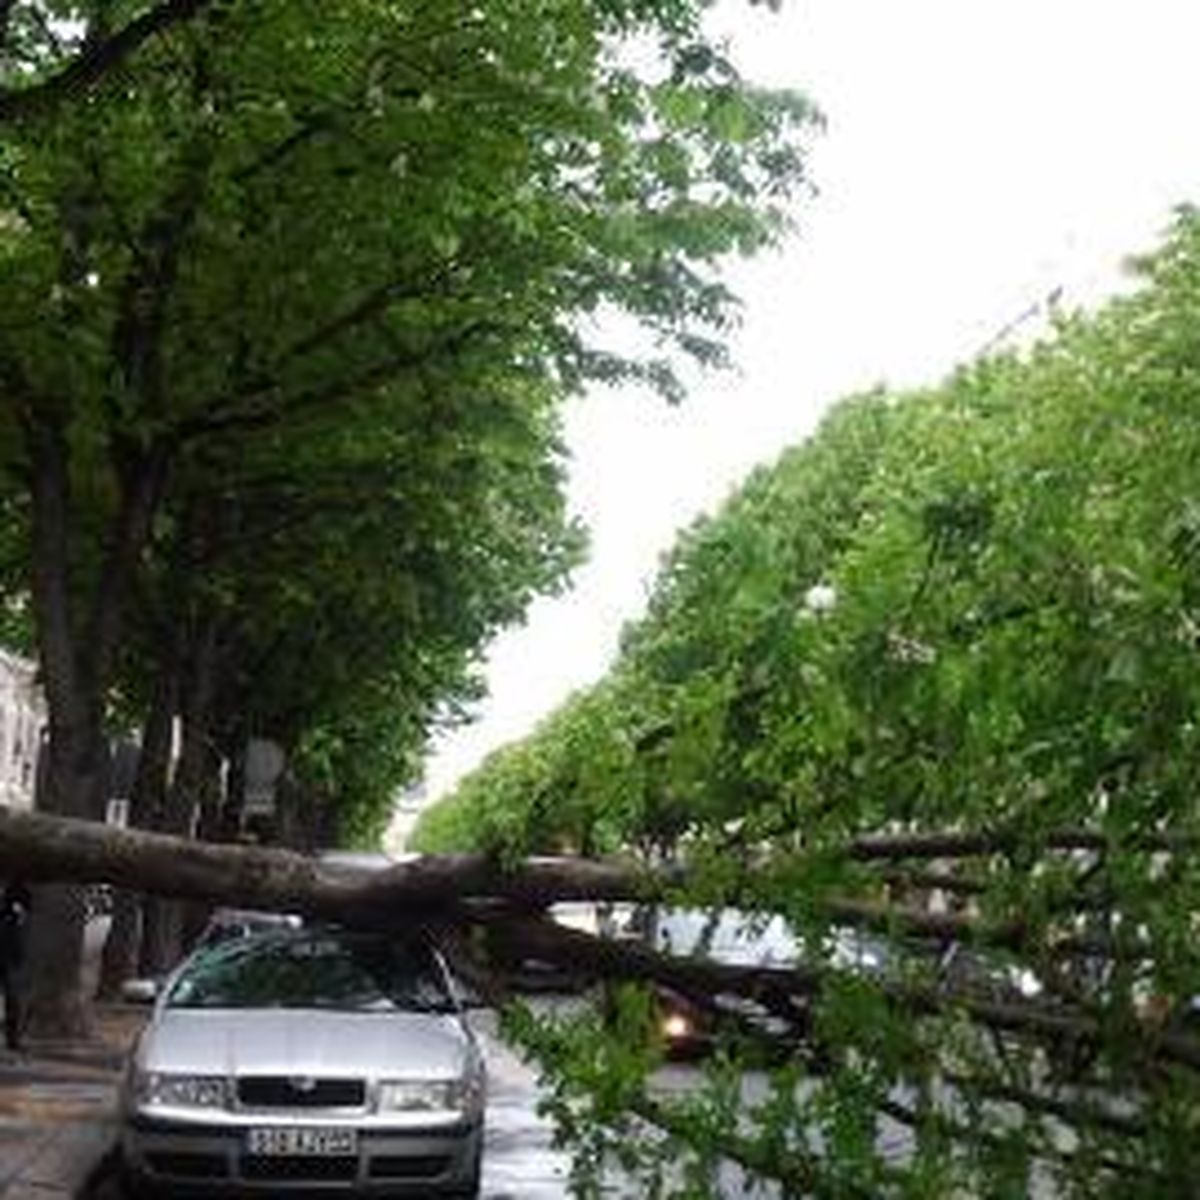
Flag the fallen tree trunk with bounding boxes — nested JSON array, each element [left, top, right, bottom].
[[5, 807, 1167, 939], [7, 806, 1199, 1076], [0, 807, 1181, 978], [0, 807, 675, 914]]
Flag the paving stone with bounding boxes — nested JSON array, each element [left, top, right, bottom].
[[0, 1005, 143, 1198]]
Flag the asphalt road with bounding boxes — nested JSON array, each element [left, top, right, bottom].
[[467, 1011, 575, 1199]]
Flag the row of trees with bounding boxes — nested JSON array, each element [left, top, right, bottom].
[[0, 0, 813, 1033], [10, 4, 1194, 1193], [413, 213, 1200, 1195]]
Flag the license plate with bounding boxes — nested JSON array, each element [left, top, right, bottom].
[[246, 1127, 357, 1156]]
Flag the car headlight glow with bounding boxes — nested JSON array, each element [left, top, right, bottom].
[[137, 1072, 229, 1109], [661, 1012, 692, 1040], [377, 1077, 481, 1115]]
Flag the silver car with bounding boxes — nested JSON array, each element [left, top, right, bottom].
[[119, 927, 485, 1197]]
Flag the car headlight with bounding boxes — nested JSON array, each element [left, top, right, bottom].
[[377, 1077, 482, 1115], [661, 1011, 693, 1041], [136, 1071, 229, 1109]]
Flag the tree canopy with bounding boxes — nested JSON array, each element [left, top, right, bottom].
[[0, 0, 814, 801], [0, 0, 816, 1031], [413, 210, 1200, 1196]]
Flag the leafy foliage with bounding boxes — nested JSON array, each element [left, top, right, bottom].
[[0, 0, 815, 839], [414, 210, 1200, 1194]]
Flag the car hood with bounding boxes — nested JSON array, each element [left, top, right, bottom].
[[138, 1008, 473, 1080]]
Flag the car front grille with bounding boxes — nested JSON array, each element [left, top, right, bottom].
[[147, 1151, 230, 1179], [368, 1154, 452, 1179], [241, 1154, 358, 1181], [236, 1075, 366, 1108]]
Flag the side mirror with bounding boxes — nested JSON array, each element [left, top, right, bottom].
[[121, 978, 160, 1005]]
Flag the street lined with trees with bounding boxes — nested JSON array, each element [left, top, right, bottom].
[[0, 0, 811, 1036], [2, 1, 1198, 1196]]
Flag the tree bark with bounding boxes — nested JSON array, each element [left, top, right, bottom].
[[216, 732, 247, 840], [24, 411, 171, 1033], [27, 125, 201, 1019], [0, 807, 671, 912], [497, 914, 1200, 1074], [97, 667, 177, 999], [847, 826, 1196, 860], [181, 737, 226, 950], [141, 612, 218, 976], [23, 415, 106, 1036]]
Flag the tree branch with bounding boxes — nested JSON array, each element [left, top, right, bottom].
[[231, 114, 336, 184], [111, 135, 213, 415], [847, 826, 1197, 861], [499, 915, 1200, 1074], [631, 1091, 855, 1199], [83, 440, 170, 699], [277, 271, 453, 367], [171, 320, 500, 444], [0, 0, 212, 124], [229, 93, 420, 185]]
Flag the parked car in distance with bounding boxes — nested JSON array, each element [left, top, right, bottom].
[[619, 907, 1062, 1062], [600, 908, 807, 1058], [609, 908, 923, 1059], [192, 907, 303, 951], [119, 926, 486, 1198]]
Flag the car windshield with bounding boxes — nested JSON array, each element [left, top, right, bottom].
[[166, 931, 454, 1013]]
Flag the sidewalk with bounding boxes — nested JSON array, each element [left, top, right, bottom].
[[0, 1006, 143, 1199]]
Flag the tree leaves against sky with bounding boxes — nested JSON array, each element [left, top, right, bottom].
[[0, 0, 816, 841], [415, 210, 1200, 1197]]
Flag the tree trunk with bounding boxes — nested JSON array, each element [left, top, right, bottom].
[[270, 771, 335, 853], [0, 806, 678, 909], [274, 772, 307, 851], [23, 417, 104, 1037], [194, 742, 223, 843], [141, 613, 217, 977], [219, 732, 248, 841], [96, 668, 177, 999], [23, 409, 169, 1034], [1, 805, 1198, 1083], [138, 886, 187, 980], [24, 729, 109, 1036], [182, 739, 226, 949], [95, 889, 141, 999]]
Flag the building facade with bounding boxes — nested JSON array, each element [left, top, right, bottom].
[[0, 650, 44, 811]]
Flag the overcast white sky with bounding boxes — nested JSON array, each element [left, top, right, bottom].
[[397, 0, 1200, 840]]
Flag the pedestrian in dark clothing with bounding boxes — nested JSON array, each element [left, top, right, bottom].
[[0, 882, 30, 1051]]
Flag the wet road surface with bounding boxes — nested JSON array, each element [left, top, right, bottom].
[[469, 1011, 574, 1199]]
